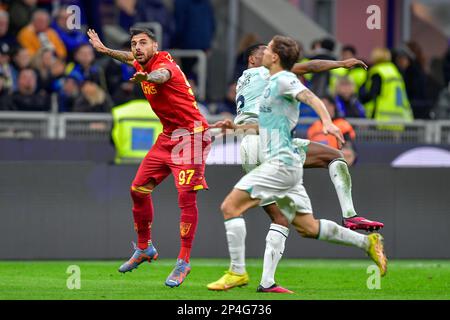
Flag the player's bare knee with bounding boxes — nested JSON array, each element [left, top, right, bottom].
[[220, 199, 232, 218], [263, 204, 289, 227], [294, 221, 318, 238], [324, 149, 344, 166], [221, 199, 239, 219], [270, 211, 289, 227], [294, 225, 309, 238]]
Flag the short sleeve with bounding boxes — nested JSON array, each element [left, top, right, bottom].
[[278, 75, 307, 100], [151, 52, 179, 76]]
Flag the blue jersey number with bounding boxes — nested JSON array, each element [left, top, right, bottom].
[[236, 95, 245, 115]]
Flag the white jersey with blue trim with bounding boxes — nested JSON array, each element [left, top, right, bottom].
[[234, 66, 270, 125], [259, 70, 307, 166]]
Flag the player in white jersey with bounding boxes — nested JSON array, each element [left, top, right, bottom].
[[207, 36, 387, 293], [235, 43, 383, 229]]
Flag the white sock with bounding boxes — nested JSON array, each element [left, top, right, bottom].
[[224, 217, 246, 274], [260, 223, 289, 288], [318, 219, 369, 250], [329, 159, 358, 218]]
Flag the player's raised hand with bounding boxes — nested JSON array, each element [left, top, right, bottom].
[[130, 71, 148, 83], [87, 29, 107, 53], [342, 58, 368, 70], [322, 121, 345, 149]]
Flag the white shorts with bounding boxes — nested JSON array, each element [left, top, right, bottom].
[[240, 135, 310, 173], [234, 160, 313, 223]]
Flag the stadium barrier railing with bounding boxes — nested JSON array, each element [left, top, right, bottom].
[[1, 111, 450, 144], [0, 112, 57, 139]]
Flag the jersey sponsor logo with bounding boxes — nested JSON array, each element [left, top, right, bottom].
[[141, 82, 158, 95], [180, 222, 192, 237], [259, 104, 272, 113]]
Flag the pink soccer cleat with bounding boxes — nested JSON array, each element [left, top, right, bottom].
[[343, 215, 384, 232], [256, 284, 294, 294]]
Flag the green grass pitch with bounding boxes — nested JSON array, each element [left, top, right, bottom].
[[0, 259, 449, 300]]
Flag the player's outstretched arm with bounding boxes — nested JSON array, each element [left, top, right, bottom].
[[291, 58, 368, 75], [296, 89, 345, 148], [87, 29, 134, 66], [210, 119, 258, 134], [129, 69, 171, 84]]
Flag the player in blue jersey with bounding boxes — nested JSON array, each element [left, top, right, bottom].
[[207, 37, 387, 293]]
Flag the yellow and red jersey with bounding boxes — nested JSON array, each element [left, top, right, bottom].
[[133, 51, 208, 135]]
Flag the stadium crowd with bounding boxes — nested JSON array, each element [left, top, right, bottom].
[[0, 0, 215, 112], [0, 0, 450, 125]]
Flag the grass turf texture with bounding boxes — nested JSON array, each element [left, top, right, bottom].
[[0, 259, 449, 300]]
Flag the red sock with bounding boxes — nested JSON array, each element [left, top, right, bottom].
[[178, 190, 198, 262], [130, 186, 154, 250]]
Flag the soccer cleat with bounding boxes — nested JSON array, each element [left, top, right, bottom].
[[207, 270, 249, 291], [256, 284, 293, 294], [165, 259, 191, 288], [366, 233, 388, 276], [118, 242, 158, 273], [343, 215, 384, 231]]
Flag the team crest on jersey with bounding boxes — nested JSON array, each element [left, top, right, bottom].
[[166, 53, 174, 62], [180, 222, 192, 237]]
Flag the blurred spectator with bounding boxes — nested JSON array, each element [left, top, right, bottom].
[[0, 71, 13, 110], [0, 42, 14, 92], [233, 33, 259, 80], [307, 95, 357, 165], [17, 9, 67, 59], [0, 10, 18, 49], [11, 46, 31, 90], [65, 43, 106, 90], [31, 48, 66, 94], [433, 81, 450, 120], [394, 46, 430, 119], [57, 75, 80, 112], [308, 39, 323, 57], [443, 41, 450, 85], [49, 57, 66, 92], [104, 41, 136, 103], [51, 6, 89, 58], [11, 68, 50, 111], [11, 46, 31, 70], [117, 0, 174, 49], [309, 37, 336, 97], [8, 0, 37, 35], [173, 0, 215, 77], [174, 0, 215, 51], [335, 77, 365, 118], [338, 45, 367, 93], [30, 47, 58, 93], [360, 48, 413, 122], [209, 82, 236, 118], [72, 79, 113, 113]]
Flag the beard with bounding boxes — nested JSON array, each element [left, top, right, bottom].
[[135, 53, 151, 65]]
